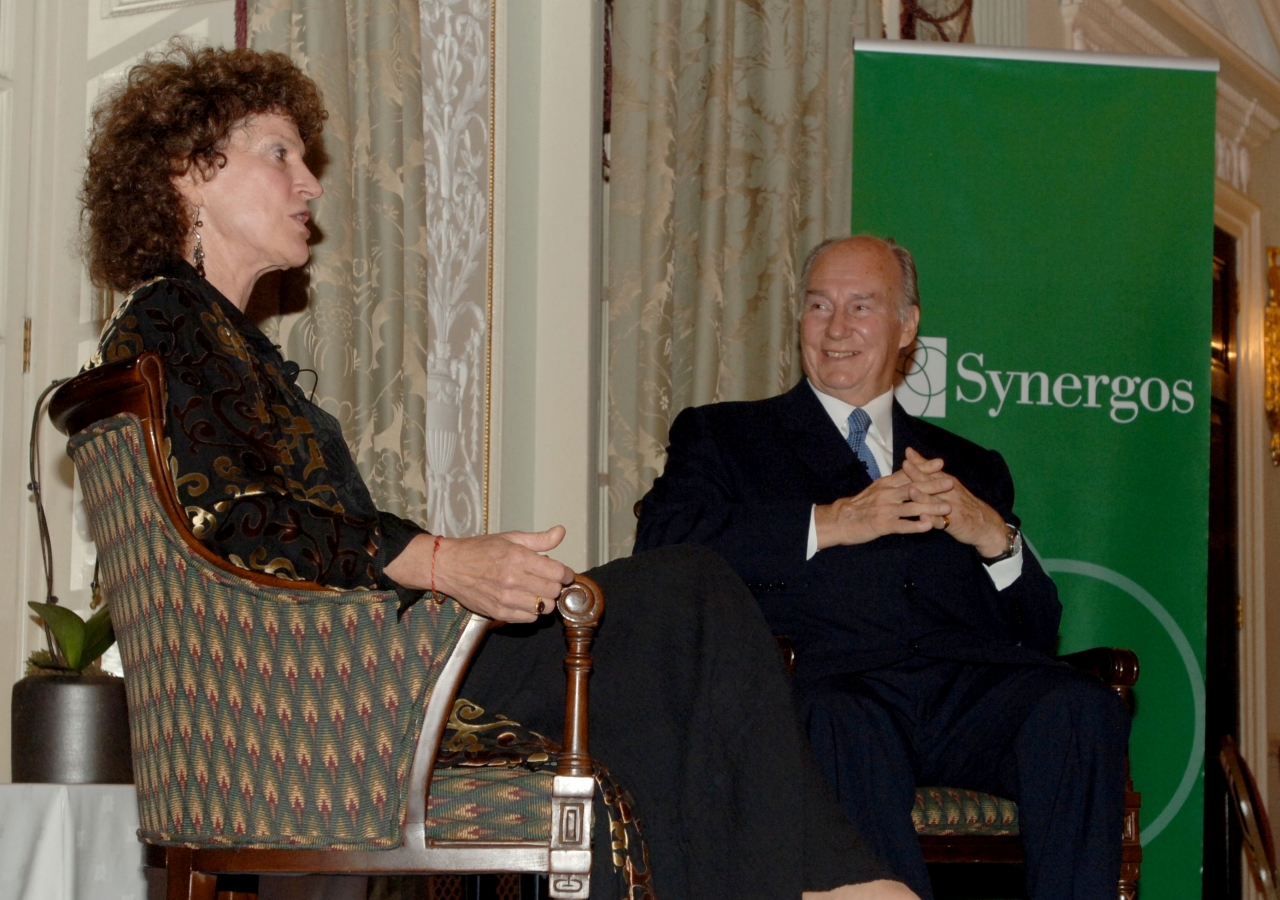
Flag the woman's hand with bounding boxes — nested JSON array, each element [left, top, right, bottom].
[[385, 527, 575, 623]]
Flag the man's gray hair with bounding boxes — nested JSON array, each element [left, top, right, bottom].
[[797, 235, 920, 322]]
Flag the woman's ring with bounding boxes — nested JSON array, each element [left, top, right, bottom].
[[941, 515, 951, 530], [535, 597, 545, 616]]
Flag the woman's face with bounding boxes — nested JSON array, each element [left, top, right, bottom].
[[177, 112, 322, 280]]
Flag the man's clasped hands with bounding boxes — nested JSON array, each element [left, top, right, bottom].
[[814, 447, 1010, 558]]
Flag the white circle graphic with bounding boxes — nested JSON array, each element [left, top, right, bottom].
[[1042, 558, 1205, 846]]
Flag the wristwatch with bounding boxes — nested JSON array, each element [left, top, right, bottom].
[[980, 523, 1022, 565]]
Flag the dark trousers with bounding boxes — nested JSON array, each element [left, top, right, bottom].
[[459, 545, 891, 900], [799, 657, 1131, 900]]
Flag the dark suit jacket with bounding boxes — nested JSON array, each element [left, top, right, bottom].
[[634, 379, 1062, 681]]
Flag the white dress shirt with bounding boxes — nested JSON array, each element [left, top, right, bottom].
[[804, 381, 1023, 591]]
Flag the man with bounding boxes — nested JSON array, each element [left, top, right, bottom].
[[635, 236, 1130, 900]]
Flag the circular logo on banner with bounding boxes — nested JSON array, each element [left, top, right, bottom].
[[895, 337, 948, 419], [1041, 557, 1205, 846]]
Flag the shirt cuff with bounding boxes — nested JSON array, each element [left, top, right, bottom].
[[377, 511, 428, 614], [808, 504, 1024, 588], [806, 506, 819, 560], [984, 546, 1024, 591]]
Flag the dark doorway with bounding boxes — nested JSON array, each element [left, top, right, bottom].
[[1203, 225, 1242, 899]]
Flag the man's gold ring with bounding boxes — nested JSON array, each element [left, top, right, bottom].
[[535, 597, 546, 616], [941, 515, 951, 530]]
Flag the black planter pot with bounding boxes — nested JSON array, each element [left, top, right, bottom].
[[11, 673, 133, 783]]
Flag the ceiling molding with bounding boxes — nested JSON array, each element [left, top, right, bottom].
[[1219, 77, 1280, 151], [1216, 78, 1280, 191], [101, 0, 223, 18], [1261, 0, 1280, 65], [1062, 0, 1187, 57], [1145, 0, 1280, 105]]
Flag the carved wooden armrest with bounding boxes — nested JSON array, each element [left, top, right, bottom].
[[1057, 646, 1139, 687], [546, 575, 605, 899], [555, 575, 605, 777]]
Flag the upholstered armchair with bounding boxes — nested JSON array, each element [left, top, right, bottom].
[[49, 353, 605, 900]]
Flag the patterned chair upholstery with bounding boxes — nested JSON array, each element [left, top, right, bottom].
[[912, 787, 1019, 837], [50, 353, 605, 900]]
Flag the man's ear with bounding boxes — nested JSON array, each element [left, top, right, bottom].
[[899, 303, 921, 349]]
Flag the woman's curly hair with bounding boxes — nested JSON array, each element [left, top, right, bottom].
[[81, 41, 327, 292]]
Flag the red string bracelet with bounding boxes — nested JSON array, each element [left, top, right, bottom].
[[431, 534, 443, 603]]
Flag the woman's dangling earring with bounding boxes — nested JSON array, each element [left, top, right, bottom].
[[192, 210, 206, 278]]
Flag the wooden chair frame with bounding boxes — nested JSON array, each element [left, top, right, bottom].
[[51, 353, 604, 900], [1220, 734, 1279, 900]]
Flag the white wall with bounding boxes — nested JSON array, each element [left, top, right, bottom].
[[497, 0, 603, 572], [0, 0, 235, 783], [1026, 0, 1067, 48]]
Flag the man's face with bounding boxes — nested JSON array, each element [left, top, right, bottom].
[[799, 238, 920, 407]]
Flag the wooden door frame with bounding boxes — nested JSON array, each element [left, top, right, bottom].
[[1215, 179, 1268, 866]]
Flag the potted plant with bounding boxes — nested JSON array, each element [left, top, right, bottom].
[[10, 379, 132, 784]]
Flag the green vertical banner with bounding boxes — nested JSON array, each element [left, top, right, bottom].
[[852, 42, 1216, 897]]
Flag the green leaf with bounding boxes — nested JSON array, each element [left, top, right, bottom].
[[80, 605, 115, 669], [28, 602, 86, 671]]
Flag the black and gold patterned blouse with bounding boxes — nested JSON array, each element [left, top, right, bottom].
[[90, 260, 425, 606]]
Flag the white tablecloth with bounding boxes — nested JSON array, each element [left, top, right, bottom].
[[0, 784, 145, 900], [0, 784, 366, 900]]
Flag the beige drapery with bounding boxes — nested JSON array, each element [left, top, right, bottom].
[[606, 0, 881, 558], [251, 0, 431, 524]]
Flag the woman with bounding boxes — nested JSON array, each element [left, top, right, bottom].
[[80, 42, 916, 900]]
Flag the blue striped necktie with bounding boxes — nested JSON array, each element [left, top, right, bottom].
[[846, 408, 881, 480]]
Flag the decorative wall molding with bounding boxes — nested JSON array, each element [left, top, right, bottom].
[[1217, 78, 1280, 192], [101, 0, 225, 18], [1061, 0, 1186, 57], [1208, 0, 1259, 56], [421, 0, 495, 537]]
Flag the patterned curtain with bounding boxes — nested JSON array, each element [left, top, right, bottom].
[[419, 2, 493, 540], [250, 0, 431, 525], [605, 0, 880, 558]]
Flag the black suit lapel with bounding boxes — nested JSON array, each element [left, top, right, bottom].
[[781, 380, 871, 494]]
